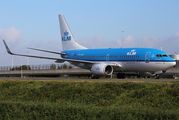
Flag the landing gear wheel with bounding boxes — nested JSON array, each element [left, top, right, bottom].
[[117, 73, 125, 79], [91, 74, 99, 79], [95, 76, 99, 79], [155, 75, 160, 79], [91, 74, 96, 79]]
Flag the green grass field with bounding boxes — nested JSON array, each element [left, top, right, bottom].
[[0, 80, 179, 119]]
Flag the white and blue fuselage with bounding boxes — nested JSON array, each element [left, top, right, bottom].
[[61, 48, 175, 72]]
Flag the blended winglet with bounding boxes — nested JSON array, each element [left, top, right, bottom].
[[2, 39, 14, 55]]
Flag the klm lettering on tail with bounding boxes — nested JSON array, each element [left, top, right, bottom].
[[62, 36, 71, 41], [62, 31, 71, 41]]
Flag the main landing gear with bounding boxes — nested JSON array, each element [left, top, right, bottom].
[[117, 73, 126, 79], [154, 74, 160, 79], [91, 74, 99, 79]]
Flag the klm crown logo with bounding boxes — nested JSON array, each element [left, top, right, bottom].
[[62, 31, 71, 41], [96, 67, 100, 70], [64, 31, 69, 36]]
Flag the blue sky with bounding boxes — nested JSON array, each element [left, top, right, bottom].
[[0, 0, 179, 66]]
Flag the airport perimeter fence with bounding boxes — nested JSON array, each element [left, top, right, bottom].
[[0, 63, 75, 71], [1, 60, 179, 71]]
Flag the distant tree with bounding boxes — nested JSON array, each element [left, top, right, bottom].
[[20, 65, 31, 70], [38, 65, 41, 70], [68, 65, 73, 69], [11, 66, 20, 71], [50, 64, 56, 69], [58, 65, 62, 69], [11, 65, 31, 71], [63, 64, 68, 69], [26, 65, 31, 70]]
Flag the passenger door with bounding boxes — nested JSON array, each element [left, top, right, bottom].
[[145, 52, 151, 63]]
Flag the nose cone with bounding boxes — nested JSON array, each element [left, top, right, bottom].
[[163, 57, 176, 70], [168, 57, 176, 68], [171, 60, 176, 67]]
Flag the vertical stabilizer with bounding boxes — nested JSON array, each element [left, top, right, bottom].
[[59, 14, 87, 51]]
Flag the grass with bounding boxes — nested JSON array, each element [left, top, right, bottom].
[[0, 80, 179, 119]]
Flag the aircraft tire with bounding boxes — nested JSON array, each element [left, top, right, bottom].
[[155, 75, 160, 79], [117, 73, 125, 79], [91, 74, 96, 79], [95, 76, 99, 79]]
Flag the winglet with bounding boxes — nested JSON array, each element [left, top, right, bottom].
[[2, 39, 14, 55]]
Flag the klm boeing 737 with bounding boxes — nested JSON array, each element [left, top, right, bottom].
[[3, 14, 176, 79]]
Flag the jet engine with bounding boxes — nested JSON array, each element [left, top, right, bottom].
[[91, 64, 113, 75]]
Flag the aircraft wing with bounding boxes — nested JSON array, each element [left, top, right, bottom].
[[27, 47, 66, 55], [2, 39, 96, 64]]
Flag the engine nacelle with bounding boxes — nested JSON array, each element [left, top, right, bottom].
[[91, 64, 113, 75]]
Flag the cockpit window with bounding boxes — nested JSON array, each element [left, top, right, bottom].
[[156, 54, 168, 57], [162, 55, 168, 57]]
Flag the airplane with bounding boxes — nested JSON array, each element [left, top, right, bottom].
[[3, 14, 176, 79]]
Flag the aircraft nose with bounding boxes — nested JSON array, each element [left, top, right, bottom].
[[168, 57, 176, 67], [171, 61, 176, 67], [168, 60, 176, 68]]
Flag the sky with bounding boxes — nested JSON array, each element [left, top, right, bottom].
[[0, 0, 179, 66]]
